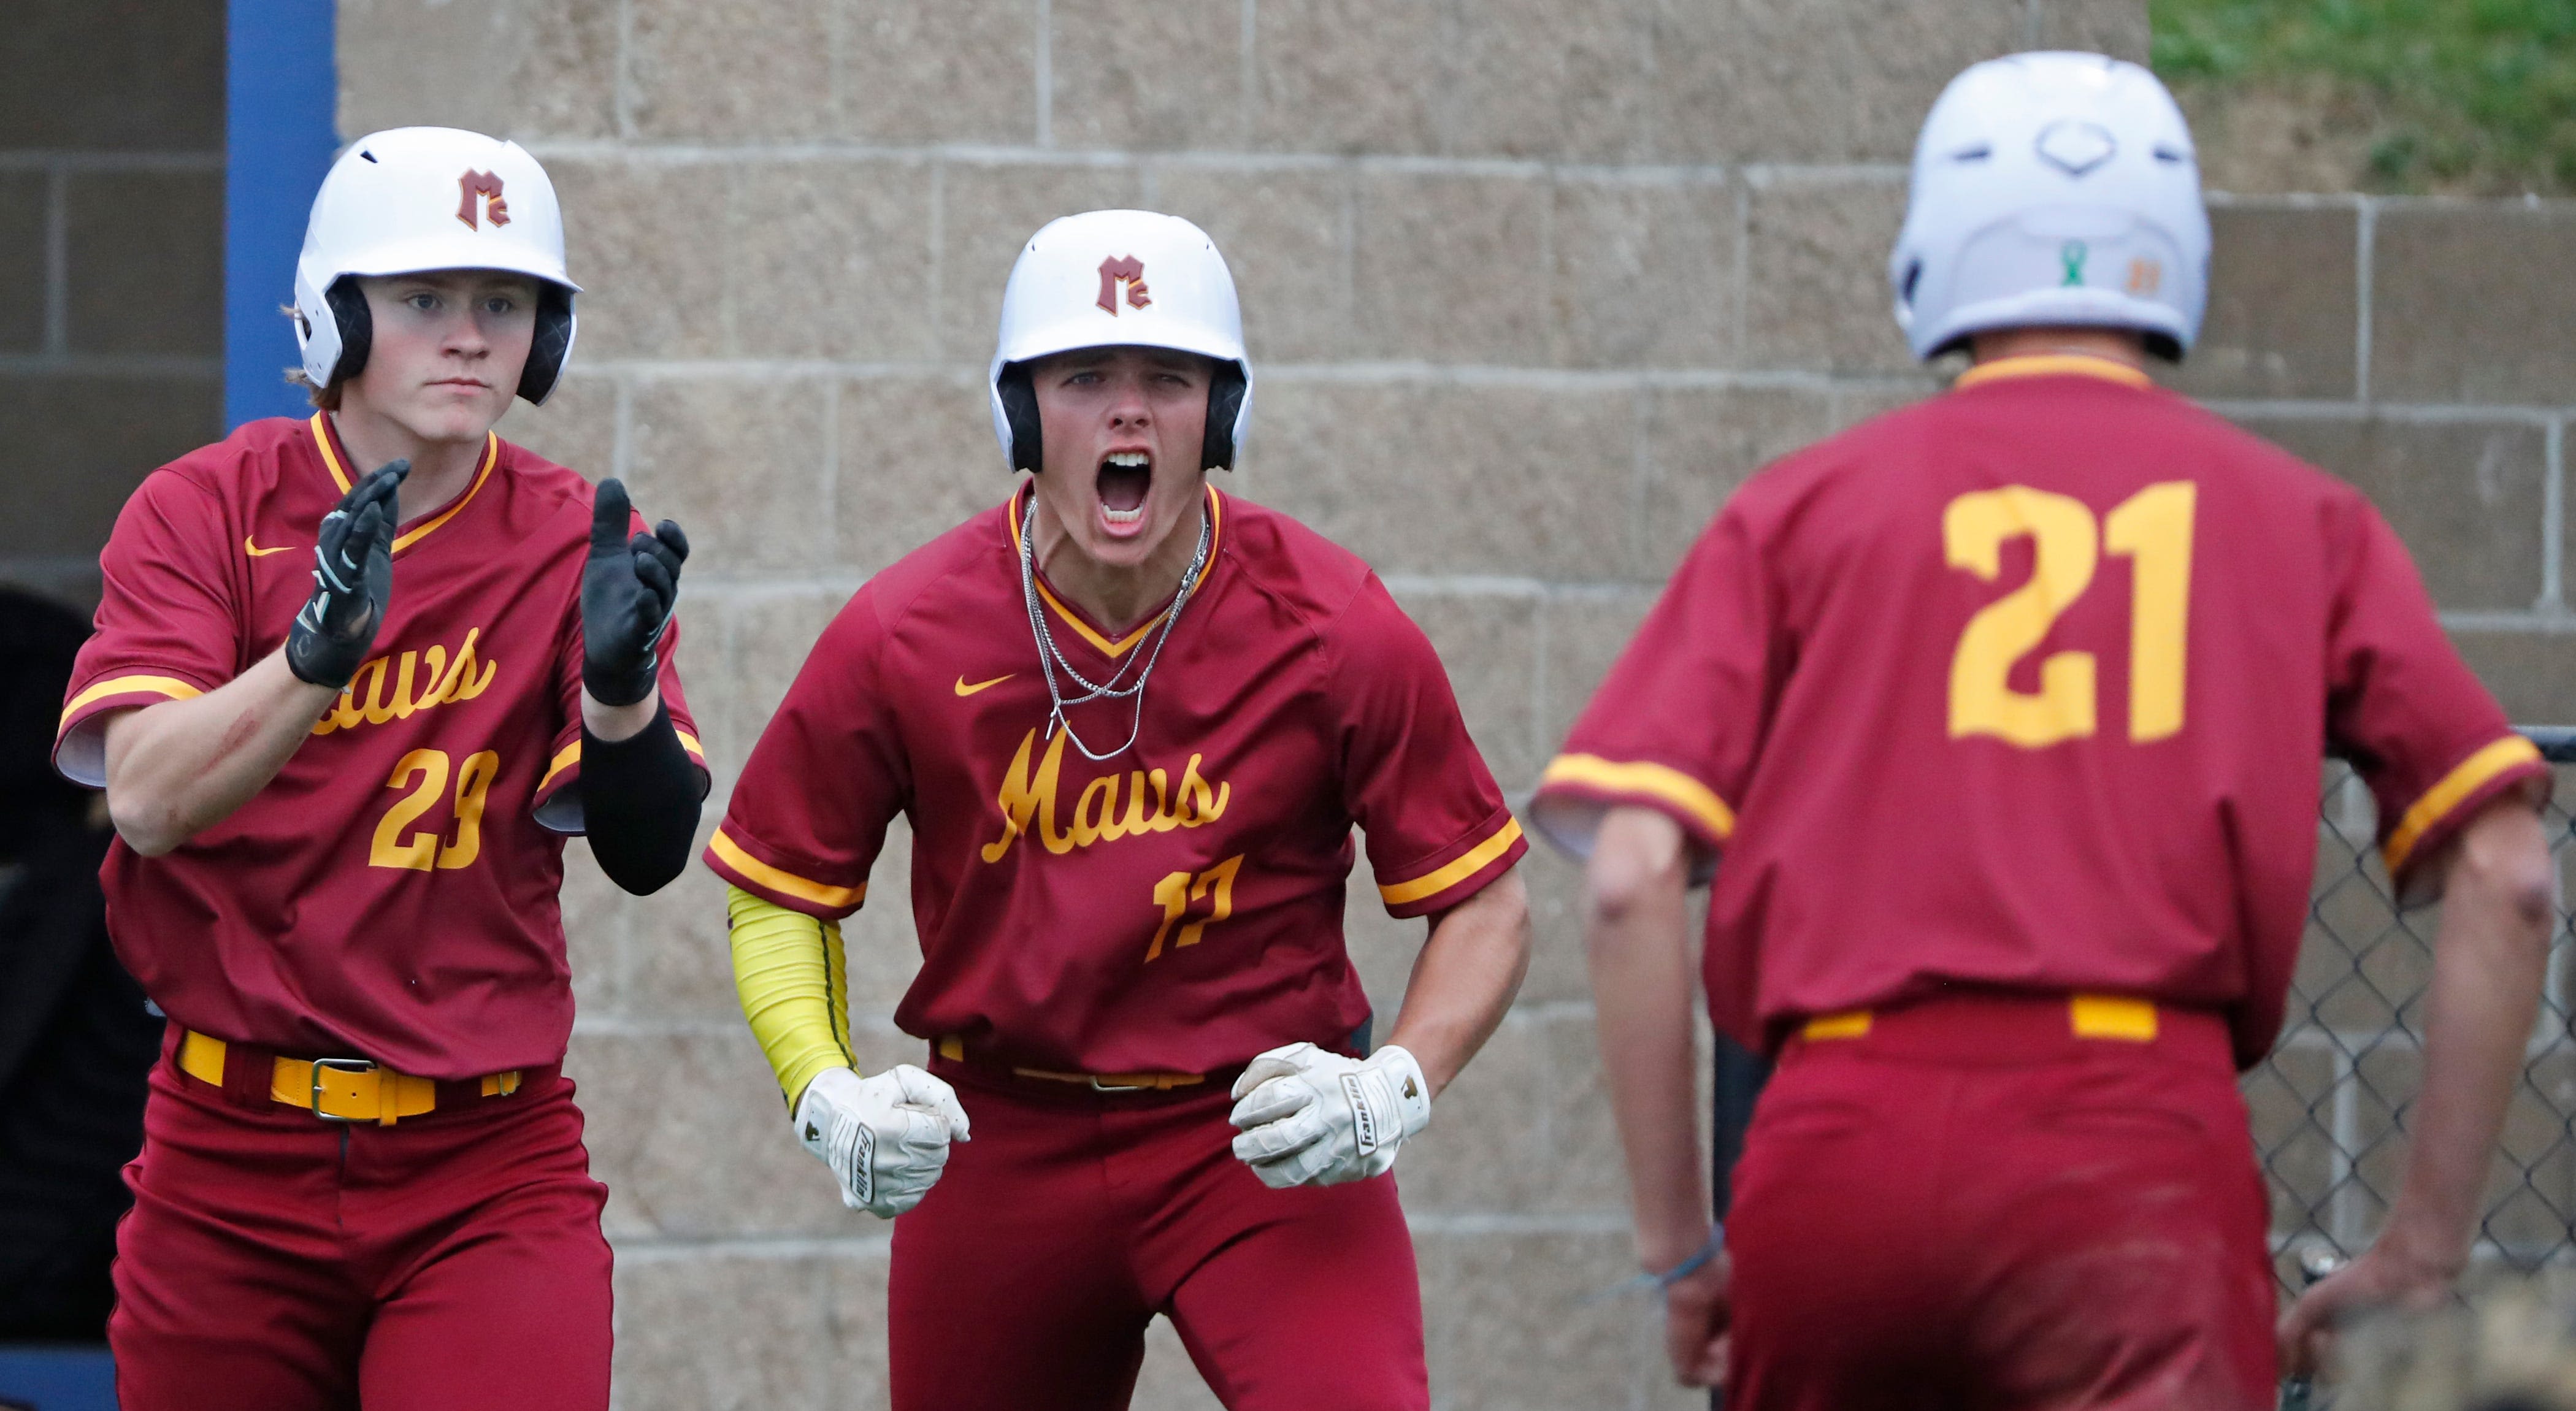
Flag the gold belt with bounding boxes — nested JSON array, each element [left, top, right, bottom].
[[178, 1030, 521, 1126]]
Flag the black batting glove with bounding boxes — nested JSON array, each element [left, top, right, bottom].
[[285, 459, 406, 688], [581, 478, 689, 708]]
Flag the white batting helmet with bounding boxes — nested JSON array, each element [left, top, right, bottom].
[[292, 126, 581, 405], [1889, 52, 2209, 361], [988, 210, 1251, 475]]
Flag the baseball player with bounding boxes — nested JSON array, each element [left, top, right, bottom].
[[708, 208, 1531, 1409], [1533, 54, 2555, 1409], [52, 127, 707, 1410]]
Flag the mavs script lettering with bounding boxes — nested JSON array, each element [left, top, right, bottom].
[[312, 628, 499, 735], [980, 728, 1228, 862]]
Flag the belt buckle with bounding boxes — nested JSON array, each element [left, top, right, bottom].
[[1088, 1074, 1149, 1092], [309, 1057, 378, 1122]]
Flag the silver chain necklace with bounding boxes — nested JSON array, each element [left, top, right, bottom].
[[1017, 493, 1213, 762]]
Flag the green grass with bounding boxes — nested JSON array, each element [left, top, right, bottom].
[[2152, 0, 2576, 192]]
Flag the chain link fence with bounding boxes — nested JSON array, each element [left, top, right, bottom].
[[2250, 727, 2576, 1293]]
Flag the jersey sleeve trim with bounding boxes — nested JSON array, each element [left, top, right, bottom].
[[59, 673, 205, 727], [1536, 754, 1738, 841], [538, 730, 710, 793], [2382, 734, 2548, 879], [707, 826, 866, 912], [1378, 816, 1525, 907]]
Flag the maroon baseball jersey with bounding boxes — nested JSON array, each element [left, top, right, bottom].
[[55, 413, 705, 1079], [1532, 356, 2545, 1066], [706, 484, 1525, 1075]]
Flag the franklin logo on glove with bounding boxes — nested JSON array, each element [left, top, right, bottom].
[[1228, 1042, 1432, 1188]]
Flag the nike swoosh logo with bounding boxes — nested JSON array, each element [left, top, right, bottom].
[[954, 673, 1013, 697], [244, 536, 293, 557]]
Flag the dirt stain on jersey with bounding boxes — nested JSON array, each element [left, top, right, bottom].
[[979, 727, 1228, 862]]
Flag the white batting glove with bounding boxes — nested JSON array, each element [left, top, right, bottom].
[[1227, 1042, 1431, 1189], [793, 1065, 972, 1218]]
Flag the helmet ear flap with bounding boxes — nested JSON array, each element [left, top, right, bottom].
[[998, 362, 1043, 475], [324, 278, 372, 384], [1201, 363, 1246, 472], [518, 284, 577, 404]]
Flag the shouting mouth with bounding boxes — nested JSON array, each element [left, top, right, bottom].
[[1098, 450, 1151, 531]]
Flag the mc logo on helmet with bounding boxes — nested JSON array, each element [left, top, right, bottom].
[[1096, 256, 1151, 315], [455, 170, 511, 231]]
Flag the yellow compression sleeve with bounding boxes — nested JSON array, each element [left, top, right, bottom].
[[727, 885, 857, 1109]]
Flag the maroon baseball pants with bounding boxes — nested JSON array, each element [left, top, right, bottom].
[[109, 1034, 612, 1411], [1725, 992, 2278, 1411], [889, 1058, 1428, 1411]]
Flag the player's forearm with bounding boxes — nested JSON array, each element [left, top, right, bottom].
[[102, 648, 339, 857], [580, 683, 659, 743], [1583, 807, 1710, 1269], [2379, 797, 2553, 1274], [1386, 867, 1530, 1098]]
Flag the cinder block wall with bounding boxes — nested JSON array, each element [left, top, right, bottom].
[[0, 0, 224, 611], [331, 2, 2571, 1406]]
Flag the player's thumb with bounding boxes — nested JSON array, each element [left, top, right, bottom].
[[892, 1065, 972, 1142], [591, 477, 634, 551]]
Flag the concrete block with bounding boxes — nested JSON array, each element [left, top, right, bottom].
[[1149, 166, 1351, 363], [1230, 380, 1636, 579], [818, 1251, 900, 1405], [1640, 386, 1834, 573], [1051, 0, 1243, 151], [547, 158, 731, 361], [2236, 415, 2546, 612], [1742, 180, 1914, 374], [1827, 378, 1942, 433], [2034, 0, 2152, 62], [614, 1247, 864, 1411], [0, 171, 42, 354], [840, 0, 1037, 145], [1513, 835, 1597, 1005], [1535, 1008, 1631, 1212], [1537, 587, 1654, 751], [627, 0, 835, 141], [64, 170, 221, 357], [2371, 207, 2576, 406], [339, 0, 617, 140], [625, 833, 741, 1021], [1414, 1228, 1667, 1409], [0, 0, 221, 149], [2173, 205, 2360, 402], [0, 374, 219, 562], [2453, 632, 2576, 727], [1549, 177, 1735, 369], [728, 159, 939, 363], [1447, 0, 1652, 161], [1351, 172, 1551, 365], [1382, 587, 1541, 792], [495, 373, 617, 481], [1648, 0, 2023, 164], [935, 162, 1148, 360], [626, 378, 833, 576], [1133, 1316, 1225, 1411], [1250, 0, 1442, 156], [1398, 1014, 1555, 1211], [711, 584, 851, 771], [560, 843, 634, 1019], [834, 372, 1017, 579], [572, 1028, 854, 1239]]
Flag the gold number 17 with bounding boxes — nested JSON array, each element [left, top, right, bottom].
[[1944, 481, 2195, 748], [1147, 855, 1244, 962]]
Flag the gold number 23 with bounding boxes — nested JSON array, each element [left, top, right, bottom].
[[369, 748, 502, 871], [1944, 481, 2195, 748]]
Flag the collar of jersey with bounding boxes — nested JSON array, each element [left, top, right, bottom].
[[1952, 354, 2156, 393], [308, 412, 500, 556], [1006, 483, 1225, 660]]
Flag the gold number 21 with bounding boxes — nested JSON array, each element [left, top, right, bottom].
[[1944, 481, 2195, 748]]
